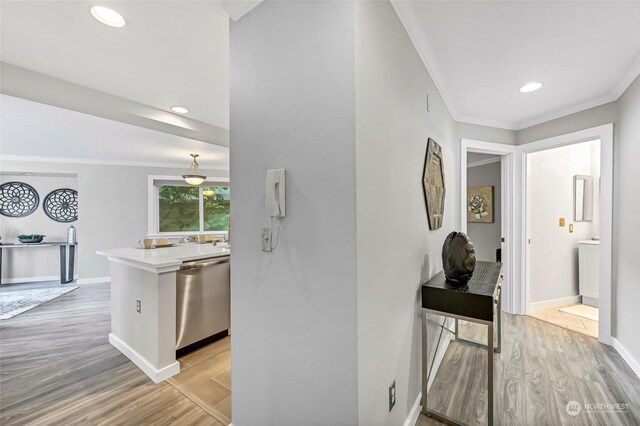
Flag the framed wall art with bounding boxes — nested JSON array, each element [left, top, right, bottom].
[[422, 138, 445, 230], [467, 185, 494, 223]]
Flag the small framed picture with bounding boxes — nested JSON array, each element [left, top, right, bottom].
[[467, 186, 494, 223]]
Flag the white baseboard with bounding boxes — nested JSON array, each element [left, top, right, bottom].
[[76, 277, 111, 285], [582, 295, 598, 308], [529, 295, 580, 312], [403, 391, 422, 426], [612, 337, 640, 379], [0, 275, 78, 284], [109, 333, 180, 384]]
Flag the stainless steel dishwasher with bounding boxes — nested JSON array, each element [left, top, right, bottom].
[[176, 255, 230, 351]]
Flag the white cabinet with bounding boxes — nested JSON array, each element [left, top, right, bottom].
[[578, 241, 599, 307]]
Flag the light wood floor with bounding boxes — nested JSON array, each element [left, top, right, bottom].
[[529, 303, 598, 338], [0, 282, 229, 425], [417, 313, 640, 425], [3, 283, 638, 425]]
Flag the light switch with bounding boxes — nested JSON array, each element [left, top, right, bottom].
[[569, 224, 574, 233], [559, 218, 565, 227]]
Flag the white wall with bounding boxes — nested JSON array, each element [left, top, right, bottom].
[[456, 121, 517, 146], [615, 74, 640, 368], [517, 101, 618, 145], [0, 173, 77, 281], [354, 2, 458, 424], [0, 160, 228, 281], [527, 140, 600, 305], [229, 2, 359, 425], [466, 161, 501, 262]]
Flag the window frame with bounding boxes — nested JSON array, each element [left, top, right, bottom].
[[147, 175, 230, 237]]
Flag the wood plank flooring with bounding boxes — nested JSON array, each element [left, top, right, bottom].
[[0, 282, 226, 426], [2, 282, 638, 425], [418, 313, 640, 425], [529, 303, 598, 339]]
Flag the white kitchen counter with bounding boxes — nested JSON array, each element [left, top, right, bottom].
[[97, 243, 230, 273], [96, 242, 231, 383]]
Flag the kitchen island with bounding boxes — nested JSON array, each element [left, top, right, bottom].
[[97, 243, 230, 383]]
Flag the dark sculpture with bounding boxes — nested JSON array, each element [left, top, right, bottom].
[[442, 231, 476, 284]]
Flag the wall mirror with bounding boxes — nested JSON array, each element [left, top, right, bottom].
[[574, 175, 593, 222]]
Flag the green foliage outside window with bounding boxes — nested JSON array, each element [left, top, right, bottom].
[[158, 185, 230, 233], [204, 186, 230, 231]]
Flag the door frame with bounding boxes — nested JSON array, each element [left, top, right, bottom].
[[461, 139, 516, 314], [519, 124, 613, 345]]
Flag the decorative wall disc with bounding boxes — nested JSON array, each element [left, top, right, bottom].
[[0, 182, 40, 218], [43, 188, 78, 222]]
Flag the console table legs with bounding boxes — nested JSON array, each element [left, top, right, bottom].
[[421, 310, 495, 426]]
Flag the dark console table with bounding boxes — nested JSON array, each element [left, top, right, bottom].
[[0, 242, 77, 284], [421, 261, 503, 426]]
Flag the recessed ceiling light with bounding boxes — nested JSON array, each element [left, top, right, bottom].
[[520, 82, 543, 93], [171, 106, 189, 114], [90, 6, 126, 28]]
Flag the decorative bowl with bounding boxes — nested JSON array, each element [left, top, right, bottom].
[[18, 234, 45, 244]]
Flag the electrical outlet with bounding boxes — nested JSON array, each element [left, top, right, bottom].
[[261, 228, 272, 252], [559, 218, 565, 227], [569, 224, 574, 233], [389, 380, 396, 412], [136, 299, 141, 313]]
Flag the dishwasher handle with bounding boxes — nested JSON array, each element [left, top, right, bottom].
[[180, 256, 230, 270]]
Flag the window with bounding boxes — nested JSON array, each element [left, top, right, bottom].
[[149, 176, 230, 235]]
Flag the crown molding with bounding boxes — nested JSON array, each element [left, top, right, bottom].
[[390, 2, 640, 132], [390, 1, 459, 120], [611, 50, 640, 102], [512, 92, 620, 131], [222, 0, 263, 21]]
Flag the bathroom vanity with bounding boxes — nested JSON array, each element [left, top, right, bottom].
[[97, 243, 230, 383], [578, 240, 599, 307]]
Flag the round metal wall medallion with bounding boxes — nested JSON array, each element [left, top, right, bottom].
[[43, 188, 78, 222], [0, 182, 40, 218]]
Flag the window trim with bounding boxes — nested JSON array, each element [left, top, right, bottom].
[[147, 175, 230, 237]]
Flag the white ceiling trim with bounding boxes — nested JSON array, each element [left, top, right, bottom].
[[391, 1, 640, 132], [390, 1, 459, 122], [612, 50, 640, 106], [222, 0, 263, 21], [1, 155, 229, 172]]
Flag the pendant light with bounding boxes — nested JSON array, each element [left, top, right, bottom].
[[182, 154, 206, 186]]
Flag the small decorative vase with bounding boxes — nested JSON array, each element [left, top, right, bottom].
[[67, 225, 77, 244], [442, 231, 476, 284]]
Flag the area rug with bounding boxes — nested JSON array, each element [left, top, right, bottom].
[[0, 286, 79, 320], [559, 304, 598, 322]]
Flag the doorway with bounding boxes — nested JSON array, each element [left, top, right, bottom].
[[525, 139, 601, 339], [520, 124, 614, 345]]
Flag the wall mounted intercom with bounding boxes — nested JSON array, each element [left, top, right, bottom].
[[263, 169, 286, 252], [265, 168, 286, 217]]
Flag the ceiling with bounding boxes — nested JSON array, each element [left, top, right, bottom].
[[0, 95, 229, 170], [0, 1, 229, 130], [393, 1, 640, 130], [1, 0, 638, 153]]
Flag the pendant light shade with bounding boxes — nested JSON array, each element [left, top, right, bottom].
[[182, 154, 206, 186]]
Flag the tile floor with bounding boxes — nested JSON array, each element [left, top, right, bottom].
[[169, 336, 232, 425], [529, 303, 598, 338]]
